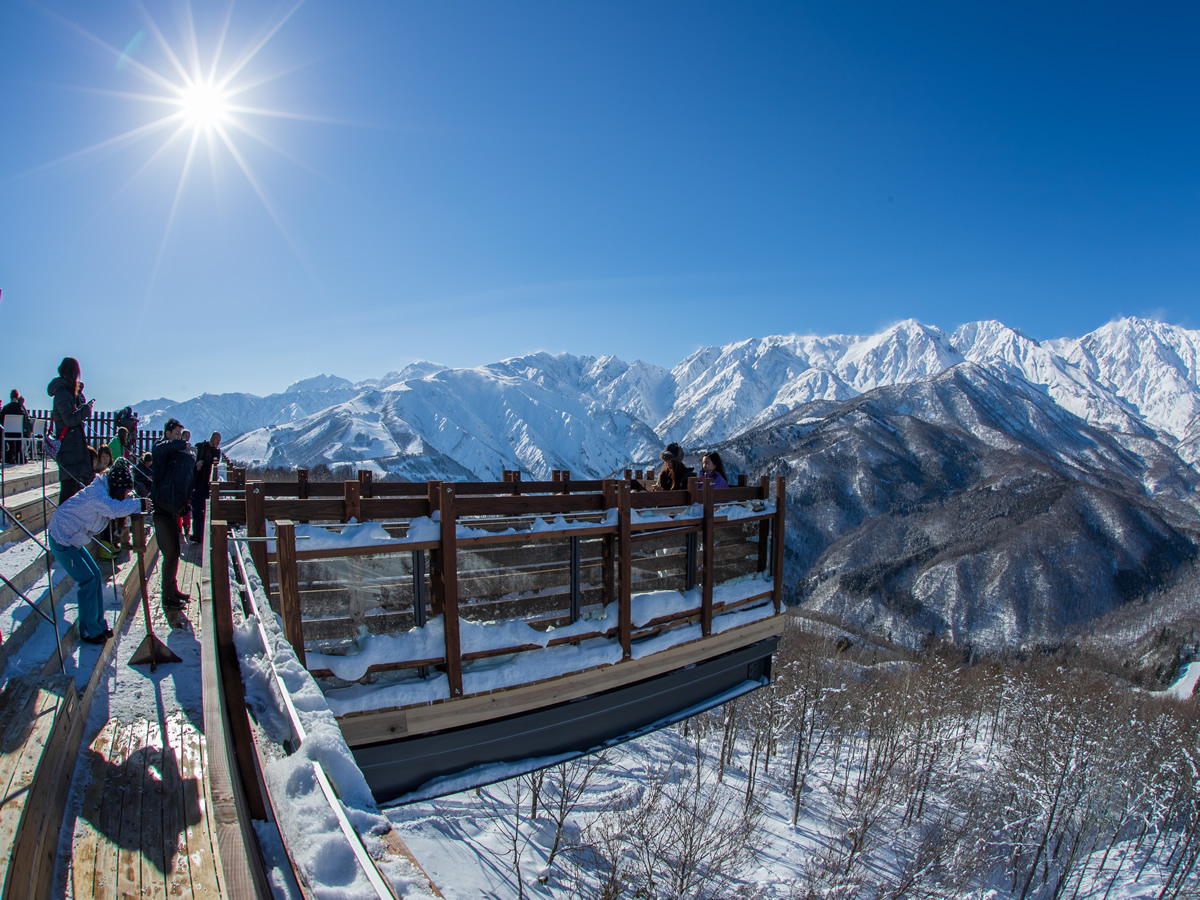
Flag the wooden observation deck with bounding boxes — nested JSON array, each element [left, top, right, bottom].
[[208, 469, 787, 802]]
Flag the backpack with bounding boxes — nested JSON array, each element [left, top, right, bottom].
[[115, 406, 138, 434]]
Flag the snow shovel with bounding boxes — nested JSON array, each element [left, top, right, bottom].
[[128, 512, 182, 671]]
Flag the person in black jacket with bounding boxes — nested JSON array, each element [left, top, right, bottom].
[[1, 389, 32, 464], [47, 357, 95, 503], [151, 418, 196, 609], [190, 431, 222, 542]]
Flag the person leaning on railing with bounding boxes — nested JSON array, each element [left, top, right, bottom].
[[47, 459, 143, 645]]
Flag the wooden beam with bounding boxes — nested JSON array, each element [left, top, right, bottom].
[[430, 484, 463, 697], [337, 615, 784, 745], [701, 479, 714, 637], [773, 476, 786, 613], [275, 520, 306, 667], [617, 481, 632, 660], [209, 520, 268, 820]]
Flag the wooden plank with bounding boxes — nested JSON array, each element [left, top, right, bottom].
[[1, 677, 76, 898], [360, 497, 432, 519], [71, 722, 116, 900], [199, 565, 277, 898], [181, 721, 222, 897], [139, 717, 167, 900], [116, 717, 151, 899], [92, 721, 135, 900], [210, 521, 267, 819], [339, 614, 784, 745], [162, 712, 193, 898]]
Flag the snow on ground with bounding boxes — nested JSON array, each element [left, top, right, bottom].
[[231, 544, 440, 899], [318, 576, 776, 715], [387, 687, 1188, 900], [1158, 660, 1200, 699]]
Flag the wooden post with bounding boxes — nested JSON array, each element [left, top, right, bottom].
[[738, 474, 747, 487], [773, 477, 786, 613], [131, 513, 149, 607], [297, 469, 309, 499], [275, 520, 306, 667], [245, 482, 270, 600], [358, 469, 373, 498], [230, 467, 245, 488], [701, 479, 714, 637], [433, 484, 462, 697], [617, 481, 632, 661], [344, 479, 361, 523], [602, 480, 617, 611], [210, 520, 268, 819], [757, 476, 771, 574], [427, 482, 444, 617]]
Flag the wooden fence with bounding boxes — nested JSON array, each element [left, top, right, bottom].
[[211, 470, 786, 701], [27, 409, 164, 456]]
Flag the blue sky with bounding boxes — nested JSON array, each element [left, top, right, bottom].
[[1, 1, 1196, 408]]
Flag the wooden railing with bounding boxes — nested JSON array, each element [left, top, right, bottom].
[[212, 471, 785, 700]]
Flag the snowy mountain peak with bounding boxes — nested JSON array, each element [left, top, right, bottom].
[[285, 374, 354, 393]]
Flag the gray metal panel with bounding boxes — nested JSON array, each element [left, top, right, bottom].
[[356, 636, 778, 804]]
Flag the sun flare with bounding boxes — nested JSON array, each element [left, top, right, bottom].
[[177, 80, 230, 131]]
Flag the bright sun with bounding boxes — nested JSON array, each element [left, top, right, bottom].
[[178, 80, 230, 131]]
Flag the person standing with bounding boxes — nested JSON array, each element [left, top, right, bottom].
[[47, 357, 95, 503], [151, 418, 196, 610], [47, 459, 142, 643], [190, 431, 222, 542]]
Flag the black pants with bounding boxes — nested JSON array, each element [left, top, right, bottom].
[[190, 486, 210, 541], [153, 512, 181, 599]]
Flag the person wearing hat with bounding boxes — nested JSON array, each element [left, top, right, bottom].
[[151, 418, 196, 609], [656, 442, 696, 491], [48, 458, 143, 644]]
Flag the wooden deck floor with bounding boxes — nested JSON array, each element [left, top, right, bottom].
[[70, 713, 221, 899], [64, 540, 223, 899]]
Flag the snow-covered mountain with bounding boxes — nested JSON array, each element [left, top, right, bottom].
[[137, 317, 1200, 480], [719, 363, 1200, 652], [135, 316, 1200, 652]]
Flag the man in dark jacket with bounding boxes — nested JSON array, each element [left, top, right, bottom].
[[190, 431, 222, 542], [152, 418, 196, 609]]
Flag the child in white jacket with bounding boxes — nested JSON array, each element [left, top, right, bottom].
[[48, 459, 143, 643]]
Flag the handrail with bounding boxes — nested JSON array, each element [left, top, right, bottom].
[[1, 499, 65, 674]]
